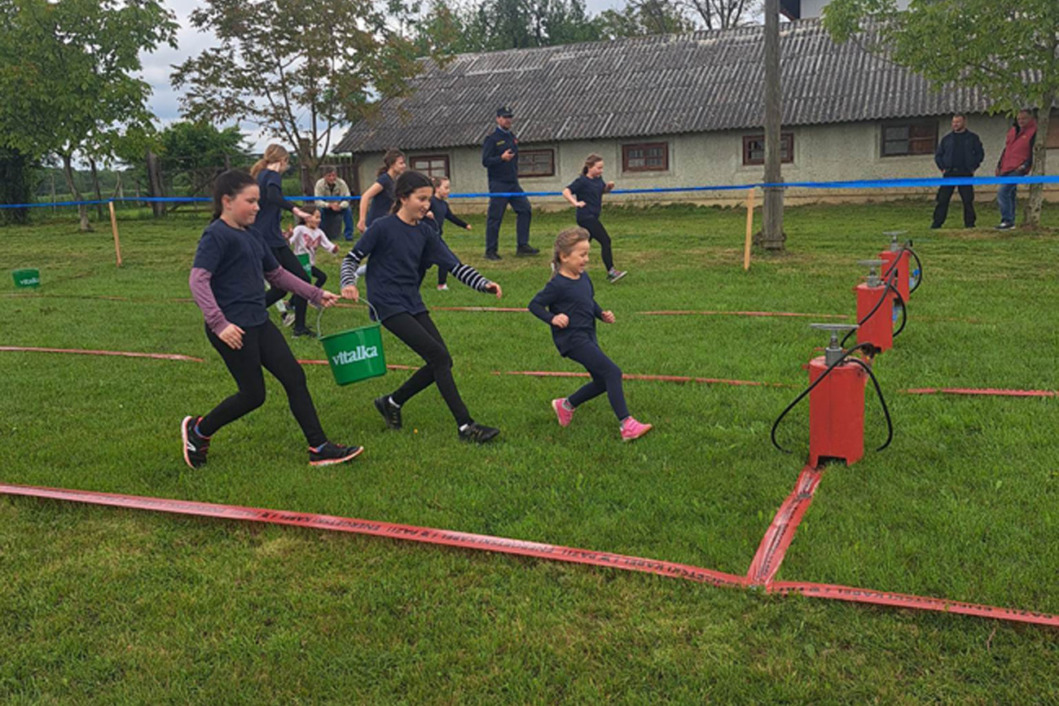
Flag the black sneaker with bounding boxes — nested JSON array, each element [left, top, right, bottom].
[[516, 245, 540, 256], [484, 251, 502, 261], [995, 221, 1015, 231], [374, 395, 403, 430], [181, 416, 210, 469], [309, 442, 364, 466], [292, 326, 316, 338], [458, 422, 500, 444]]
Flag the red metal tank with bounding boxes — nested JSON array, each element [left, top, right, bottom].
[[855, 282, 893, 353], [879, 248, 911, 304], [808, 355, 868, 468]]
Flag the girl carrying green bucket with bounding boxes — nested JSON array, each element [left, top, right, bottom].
[[339, 171, 504, 444]]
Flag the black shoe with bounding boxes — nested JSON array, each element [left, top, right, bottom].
[[929, 224, 941, 230], [996, 221, 1015, 231], [181, 415, 210, 469], [458, 422, 500, 444], [292, 326, 316, 338], [515, 245, 540, 256], [309, 441, 363, 466], [484, 251, 502, 261], [374, 395, 402, 430]]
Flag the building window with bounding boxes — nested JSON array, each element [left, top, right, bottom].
[[742, 133, 794, 165], [622, 142, 669, 172], [518, 149, 555, 177], [409, 155, 450, 179], [881, 121, 937, 157]]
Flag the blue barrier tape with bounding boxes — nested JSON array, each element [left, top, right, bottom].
[[3, 175, 1058, 210]]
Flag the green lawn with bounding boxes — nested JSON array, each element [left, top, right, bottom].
[[2, 201, 1058, 703]]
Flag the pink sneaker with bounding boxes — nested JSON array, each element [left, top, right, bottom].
[[551, 398, 574, 427], [620, 417, 653, 442]]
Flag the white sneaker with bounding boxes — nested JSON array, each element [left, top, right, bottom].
[[282, 311, 296, 327], [276, 300, 289, 314], [437, 284, 449, 291]]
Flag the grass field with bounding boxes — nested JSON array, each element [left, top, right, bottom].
[[2, 200, 1058, 703]]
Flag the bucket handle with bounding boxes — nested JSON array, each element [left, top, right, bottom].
[[317, 297, 380, 337]]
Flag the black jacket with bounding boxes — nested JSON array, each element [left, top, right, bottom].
[[481, 128, 520, 190], [934, 130, 984, 175]]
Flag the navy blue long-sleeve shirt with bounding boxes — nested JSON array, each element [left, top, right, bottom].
[[481, 127, 520, 190], [340, 215, 493, 321], [566, 175, 607, 223], [250, 169, 296, 248], [528, 272, 604, 356], [366, 172, 396, 227], [428, 196, 469, 238]]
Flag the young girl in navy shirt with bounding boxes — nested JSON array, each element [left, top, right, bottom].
[[357, 149, 406, 234], [561, 154, 626, 283], [340, 171, 503, 444], [427, 175, 472, 291], [529, 227, 651, 442], [183, 170, 363, 469], [250, 144, 317, 337]]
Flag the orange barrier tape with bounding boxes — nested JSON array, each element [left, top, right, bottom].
[[905, 387, 1057, 398], [0, 345, 204, 363], [638, 310, 849, 319], [0, 483, 747, 589]]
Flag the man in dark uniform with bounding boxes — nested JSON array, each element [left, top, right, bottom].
[[481, 106, 538, 260], [931, 114, 985, 229]]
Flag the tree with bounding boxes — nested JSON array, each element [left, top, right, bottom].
[[0, 0, 177, 230], [0, 147, 35, 225], [682, 0, 761, 30], [157, 122, 251, 199], [760, 0, 784, 250], [172, 0, 425, 195], [599, 0, 695, 37], [824, 0, 1059, 228]]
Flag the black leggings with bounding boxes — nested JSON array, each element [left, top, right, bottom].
[[579, 218, 614, 271], [264, 246, 310, 328], [566, 342, 628, 421], [199, 321, 327, 447], [382, 311, 472, 427]]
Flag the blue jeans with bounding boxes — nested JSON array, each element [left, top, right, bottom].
[[996, 182, 1018, 224], [342, 206, 354, 240]]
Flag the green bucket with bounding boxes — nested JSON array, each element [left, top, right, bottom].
[[12, 268, 40, 288], [296, 253, 312, 277], [317, 302, 387, 386]]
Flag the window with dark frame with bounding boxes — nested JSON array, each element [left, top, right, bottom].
[[622, 142, 668, 172], [409, 155, 451, 179], [881, 121, 938, 157], [742, 133, 794, 165], [517, 149, 555, 177]]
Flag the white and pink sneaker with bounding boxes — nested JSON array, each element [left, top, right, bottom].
[[551, 398, 575, 427], [620, 416, 653, 442]]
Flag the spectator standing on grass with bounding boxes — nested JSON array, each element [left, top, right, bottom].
[[183, 169, 362, 470], [481, 106, 538, 260], [314, 165, 354, 242], [931, 114, 985, 229], [249, 144, 317, 337], [994, 109, 1037, 231]]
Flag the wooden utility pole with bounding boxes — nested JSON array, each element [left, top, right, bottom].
[[761, 0, 786, 250]]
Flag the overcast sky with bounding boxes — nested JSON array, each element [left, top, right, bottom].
[[140, 0, 626, 151]]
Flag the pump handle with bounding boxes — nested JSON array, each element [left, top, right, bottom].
[[810, 323, 858, 332], [857, 259, 884, 267]]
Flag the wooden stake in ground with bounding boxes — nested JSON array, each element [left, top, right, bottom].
[[744, 187, 756, 271], [109, 201, 123, 267]]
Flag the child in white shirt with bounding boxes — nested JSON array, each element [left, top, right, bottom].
[[283, 209, 339, 322]]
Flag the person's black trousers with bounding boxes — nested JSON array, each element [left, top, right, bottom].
[[199, 321, 327, 446], [264, 246, 311, 328], [932, 176, 976, 228], [565, 341, 629, 420], [485, 193, 531, 253], [578, 217, 614, 271]]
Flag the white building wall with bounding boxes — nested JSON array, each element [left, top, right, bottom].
[[354, 114, 1057, 211]]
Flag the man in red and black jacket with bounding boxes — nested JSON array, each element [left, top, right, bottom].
[[994, 109, 1037, 230]]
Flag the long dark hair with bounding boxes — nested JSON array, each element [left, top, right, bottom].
[[211, 169, 257, 221], [581, 153, 603, 176], [391, 171, 434, 214], [377, 148, 405, 176]]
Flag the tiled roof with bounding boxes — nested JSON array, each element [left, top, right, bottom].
[[335, 19, 992, 154]]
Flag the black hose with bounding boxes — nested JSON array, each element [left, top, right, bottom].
[[841, 271, 902, 349], [848, 358, 894, 451], [891, 284, 907, 338], [770, 342, 876, 454]]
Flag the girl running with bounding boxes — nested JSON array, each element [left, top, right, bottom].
[[183, 170, 363, 469], [427, 175, 472, 291], [288, 208, 339, 292], [561, 154, 626, 283], [340, 171, 503, 443], [357, 149, 406, 234], [528, 227, 651, 442], [249, 144, 317, 337]]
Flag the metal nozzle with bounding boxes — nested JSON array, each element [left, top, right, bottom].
[[810, 323, 859, 365], [858, 259, 884, 287], [883, 230, 908, 251]]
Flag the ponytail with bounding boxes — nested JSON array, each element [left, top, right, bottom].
[[250, 144, 290, 178], [377, 148, 406, 176], [550, 227, 590, 279], [391, 171, 434, 214], [211, 170, 257, 221]]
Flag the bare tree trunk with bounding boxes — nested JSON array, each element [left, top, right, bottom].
[[760, 0, 785, 250], [89, 157, 105, 220], [146, 149, 167, 218], [298, 138, 316, 197], [1024, 96, 1052, 228], [61, 152, 92, 232]]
